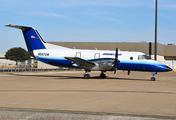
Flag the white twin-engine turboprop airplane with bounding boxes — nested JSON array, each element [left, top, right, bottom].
[[6, 24, 172, 81]]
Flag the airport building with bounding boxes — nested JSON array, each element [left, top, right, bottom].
[[0, 42, 176, 70]]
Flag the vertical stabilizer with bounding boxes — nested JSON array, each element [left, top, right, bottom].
[[5, 24, 46, 52]]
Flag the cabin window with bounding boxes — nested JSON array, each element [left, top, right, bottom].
[[130, 57, 133, 60], [76, 52, 81, 58]]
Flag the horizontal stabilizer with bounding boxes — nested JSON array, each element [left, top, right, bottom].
[[5, 24, 34, 31]]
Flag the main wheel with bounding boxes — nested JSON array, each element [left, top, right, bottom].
[[100, 73, 106, 78], [151, 77, 155, 81], [84, 74, 90, 79]]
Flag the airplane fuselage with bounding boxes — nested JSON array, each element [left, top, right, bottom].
[[34, 49, 167, 72]]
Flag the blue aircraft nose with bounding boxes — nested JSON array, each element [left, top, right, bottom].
[[166, 66, 172, 71]]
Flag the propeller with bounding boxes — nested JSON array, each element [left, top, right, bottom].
[[128, 70, 130, 75], [114, 48, 120, 75]]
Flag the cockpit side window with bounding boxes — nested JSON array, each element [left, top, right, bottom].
[[138, 55, 144, 60]]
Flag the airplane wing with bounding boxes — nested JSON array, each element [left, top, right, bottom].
[[64, 57, 96, 69]]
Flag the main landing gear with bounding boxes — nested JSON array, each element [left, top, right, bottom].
[[84, 71, 90, 79], [151, 72, 157, 81], [84, 71, 106, 79], [84, 74, 90, 79], [100, 71, 106, 78]]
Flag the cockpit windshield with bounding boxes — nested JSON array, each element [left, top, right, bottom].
[[143, 55, 151, 59], [138, 55, 151, 60]]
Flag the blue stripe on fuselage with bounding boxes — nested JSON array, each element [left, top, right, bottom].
[[36, 56, 72, 67], [36, 56, 167, 72], [117, 60, 166, 72]]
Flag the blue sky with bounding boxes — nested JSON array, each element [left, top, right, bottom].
[[0, 0, 176, 53]]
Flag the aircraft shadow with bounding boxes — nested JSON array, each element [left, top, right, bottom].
[[10, 74, 150, 81]]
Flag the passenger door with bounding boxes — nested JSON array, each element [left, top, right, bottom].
[[94, 53, 100, 59]]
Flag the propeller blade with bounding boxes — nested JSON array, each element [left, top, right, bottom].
[[114, 47, 118, 64], [128, 70, 130, 75], [114, 69, 116, 75], [115, 47, 118, 61], [114, 63, 117, 75], [114, 47, 118, 75]]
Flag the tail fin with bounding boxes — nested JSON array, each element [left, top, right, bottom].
[[5, 24, 46, 52]]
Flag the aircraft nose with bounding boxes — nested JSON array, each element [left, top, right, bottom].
[[166, 66, 172, 71]]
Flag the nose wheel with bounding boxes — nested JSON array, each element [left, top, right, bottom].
[[151, 77, 155, 81], [151, 72, 157, 81]]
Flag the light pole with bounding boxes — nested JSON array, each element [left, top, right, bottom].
[[154, 0, 158, 60]]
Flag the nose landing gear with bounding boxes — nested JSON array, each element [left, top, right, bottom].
[[151, 72, 157, 81], [151, 76, 155, 81]]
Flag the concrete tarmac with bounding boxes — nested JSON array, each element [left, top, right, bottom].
[[0, 71, 176, 119]]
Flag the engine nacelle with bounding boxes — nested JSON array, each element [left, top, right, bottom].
[[88, 58, 114, 71]]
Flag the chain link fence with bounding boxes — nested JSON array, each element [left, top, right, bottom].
[[0, 59, 80, 73], [0, 67, 71, 72]]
